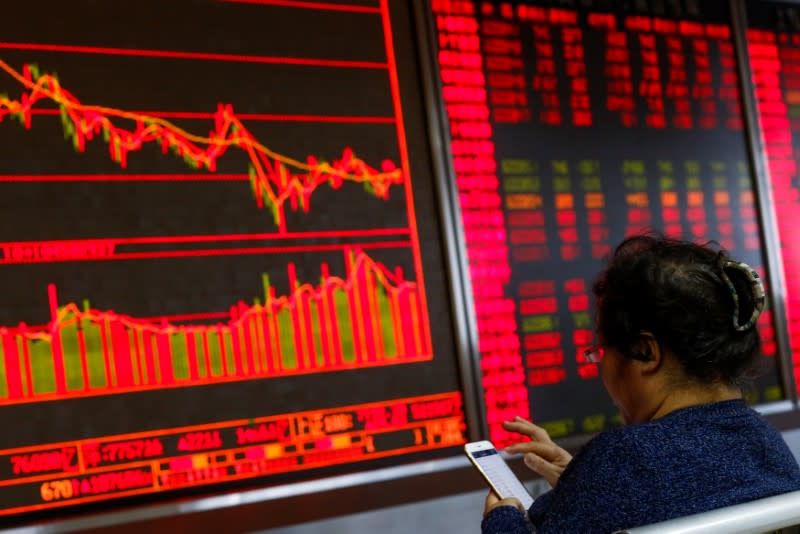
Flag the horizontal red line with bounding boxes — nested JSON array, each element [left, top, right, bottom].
[[120, 229, 410, 244], [0, 174, 249, 182], [222, 0, 381, 14], [111, 241, 412, 258], [0, 42, 387, 69], [0, 241, 412, 264], [27, 108, 395, 123], [1, 228, 410, 247], [137, 311, 231, 323]]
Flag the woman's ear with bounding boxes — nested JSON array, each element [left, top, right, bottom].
[[634, 332, 663, 374]]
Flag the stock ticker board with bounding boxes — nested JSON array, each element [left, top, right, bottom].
[[0, 0, 469, 517], [747, 0, 800, 408], [431, 0, 786, 446]]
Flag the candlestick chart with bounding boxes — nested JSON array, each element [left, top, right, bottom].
[[0, 0, 435, 406], [0, 52, 432, 405]]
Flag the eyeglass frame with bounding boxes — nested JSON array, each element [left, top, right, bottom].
[[582, 344, 655, 363], [583, 346, 604, 363]]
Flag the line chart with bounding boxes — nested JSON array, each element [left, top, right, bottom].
[[0, 59, 403, 233]]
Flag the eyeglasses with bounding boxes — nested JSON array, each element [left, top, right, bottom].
[[582, 346, 604, 363]]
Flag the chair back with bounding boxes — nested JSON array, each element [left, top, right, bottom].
[[615, 490, 800, 534]]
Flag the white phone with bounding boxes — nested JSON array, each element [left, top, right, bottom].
[[464, 440, 534, 509]]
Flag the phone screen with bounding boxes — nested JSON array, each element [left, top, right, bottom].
[[470, 447, 534, 509]]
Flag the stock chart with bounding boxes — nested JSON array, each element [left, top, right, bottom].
[[0, 0, 467, 516], [432, 0, 785, 446]]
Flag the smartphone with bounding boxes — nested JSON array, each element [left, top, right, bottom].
[[464, 440, 534, 509]]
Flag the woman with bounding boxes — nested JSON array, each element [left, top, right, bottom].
[[482, 235, 800, 533]]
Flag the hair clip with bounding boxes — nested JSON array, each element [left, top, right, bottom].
[[719, 260, 766, 332]]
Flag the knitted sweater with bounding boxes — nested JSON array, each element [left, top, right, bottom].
[[481, 400, 800, 534]]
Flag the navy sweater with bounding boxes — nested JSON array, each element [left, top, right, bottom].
[[482, 400, 800, 534]]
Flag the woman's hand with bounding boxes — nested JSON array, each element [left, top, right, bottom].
[[503, 416, 573, 488], [483, 490, 525, 517]]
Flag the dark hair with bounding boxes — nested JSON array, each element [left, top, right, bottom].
[[592, 234, 763, 384]]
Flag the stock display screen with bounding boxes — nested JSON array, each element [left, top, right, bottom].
[[431, 0, 785, 446], [747, 0, 800, 398], [0, 0, 468, 517]]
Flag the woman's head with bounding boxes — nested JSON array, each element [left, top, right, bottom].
[[592, 234, 765, 388]]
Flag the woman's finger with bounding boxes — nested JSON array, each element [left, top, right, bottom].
[[484, 490, 500, 515], [502, 417, 553, 443], [505, 440, 563, 462], [522, 452, 562, 487]]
